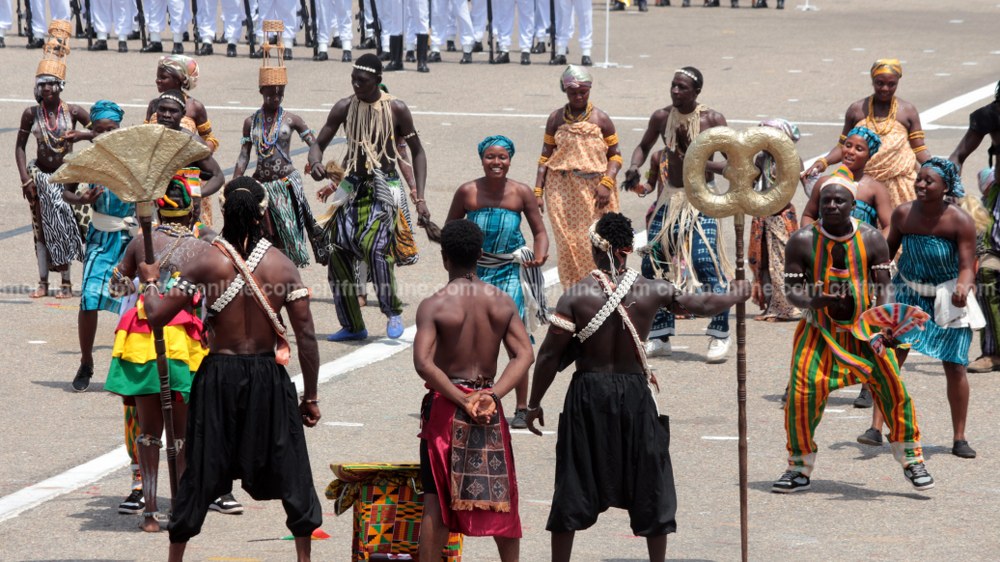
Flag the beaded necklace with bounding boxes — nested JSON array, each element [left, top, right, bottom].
[[866, 95, 897, 137], [156, 222, 194, 269], [448, 272, 476, 284], [35, 102, 70, 154], [563, 102, 593, 125], [251, 107, 284, 159]]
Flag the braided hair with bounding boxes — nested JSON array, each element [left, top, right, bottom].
[[220, 176, 267, 259]]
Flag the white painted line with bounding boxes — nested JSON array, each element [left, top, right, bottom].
[[788, 70, 802, 74], [949, 19, 963, 23], [638, 54, 650, 59], [323, 421, 365, 427], [962, 62, 979, 66], [509, 429, 555, 435], [923, 49, 935, 53], [721, 56, 734, 60], [919, 83, 998, 124], [0, 446, 126, 523], [935, 73, 952, 77], [701, 436, 739, 441], [852, 47, 866, 52], [821, 58, 833, 62], [27, 340, 46, 344], [826, 409, 845, 413]]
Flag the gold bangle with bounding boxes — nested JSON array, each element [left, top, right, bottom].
[[908, 131, 926, 140], [543, 134, 556, 146], [538, 155, 549, 166], [912, 145, 927, 154], [603, 133, 619, 146], [838, 134, 847, 143], [533, 187, 544, 197], [599, 175, 615, 189], [817, 157, 829, 169], [608, 154, 623, 165]]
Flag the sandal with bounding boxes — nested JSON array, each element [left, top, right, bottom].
[[29, 282, 48, 299], [55, 282, 73, 299]]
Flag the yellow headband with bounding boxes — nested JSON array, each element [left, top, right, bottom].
[[871, 59, 902, 78]]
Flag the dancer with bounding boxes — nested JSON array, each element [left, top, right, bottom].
[[747, 118, 803, 322], [858, 158, 987, 459], [525, 213, 749, 562], [804, 59, 929, 209], [446, 135, 549, 429], [14, 37, 88, 303], [234, 65, 319, 267], [536, 65, 621, 288], [307, 53, 430, 341], [414, 219, 532, 562], [775, 178, 933, 493], [950, 80, 1000, 373], [104, 178, 211, 532], [153, 90, 226, 202], [140, 177, 323, 561], [623, 67, 734, 363]]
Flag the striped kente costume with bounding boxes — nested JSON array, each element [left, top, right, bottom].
[[786, 223, 923, 476], [978, 177, 1000, 356]]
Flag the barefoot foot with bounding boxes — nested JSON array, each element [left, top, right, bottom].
[[30, 283, 48, 298], [140, 513, 162, 532]]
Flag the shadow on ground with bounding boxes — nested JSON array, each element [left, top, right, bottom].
[[749, 479, 931, 501], [32, 380, 107, 393]]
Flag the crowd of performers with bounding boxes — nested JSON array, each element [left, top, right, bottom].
[[14, 21, 1000, 559]]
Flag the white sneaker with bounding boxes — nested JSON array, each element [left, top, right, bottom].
[[645, 338, 672, 357], [706, 336, 731, 364]]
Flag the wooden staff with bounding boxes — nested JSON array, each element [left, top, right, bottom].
[[683, 126, 798, 562]]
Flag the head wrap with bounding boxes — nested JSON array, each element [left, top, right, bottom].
[[846, 126, 882, 156], [759, 118, 800, 143], [921, 156, 965, 198], [477, 135, 515, 159], [158, 55, 199, 91], [820, 176, 858, 200], [560, 65, 592, 92], [830, 165, 855, 181], [34, 74, 65, 103], [870, 59, 902, 79], [157, 174, 195, 217], [89, 100, 124, 123], [158, 89, 187, 110], [979, 167, 996, 194], [353, 53, 383, 76]]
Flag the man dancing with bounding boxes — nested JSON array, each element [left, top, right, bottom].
[[414, 219, 532, 562], [139, 177, 323, 561], [525, 212, 749, 562], [624, 67, 734, 363], [775, 179, 933, 492], [234, 66, 319, 267], [308, 53, 430, 341]]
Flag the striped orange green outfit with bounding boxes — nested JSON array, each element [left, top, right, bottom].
[[785, 223, 923, 476]]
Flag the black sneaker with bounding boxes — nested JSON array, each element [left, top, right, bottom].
[[196, 42, 213, 56], [510, 408, 528, 429], [472, 40, 483, 52], [856, 428, 884, 446], [72, 363, 93, 392], [140, 41, 162, 53], [118, 40, 128, 53], [903, 462, 934, 490], [953, 440, 977, 459], [118, 489, 145, 514], [88, 39, 108, 51], [772, 470, 810, 493], [27, 37, 45, 49], [209, 493, 244, 514], [853, 387, 873, 408], [332, 36, 342, 48], [313, 51, 328, 61], [283, 48, 292, 60], [341, 50, 352, 62], [493, 51, 510, 64], [359, 37, 375, 49], [171, 42, 184, 54], [530, 41, 545, 54]]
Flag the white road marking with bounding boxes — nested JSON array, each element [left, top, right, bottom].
[[826, 409, 845, 413], [919, 82, 998, 124], [27, 340, 46, 344], [509, 429, 555, 435], [323, 421, 365, 427]]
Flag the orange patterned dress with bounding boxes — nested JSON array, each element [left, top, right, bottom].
[[543, 121, 619, 288], [855, 117, 917, 209]]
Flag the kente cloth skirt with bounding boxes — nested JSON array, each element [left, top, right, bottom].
[[547, 371, 676, 537]]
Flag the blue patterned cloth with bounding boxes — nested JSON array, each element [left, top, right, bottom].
[[469, 208, 526, 319], [81, 187, 134, 312], [852, 200, 878, 227], [893, 234, 972, 365]]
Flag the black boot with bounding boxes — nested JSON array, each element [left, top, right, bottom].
[[416, 33, 429, 73], [776, 0, 784, 7], [384, 35, 404, 71]]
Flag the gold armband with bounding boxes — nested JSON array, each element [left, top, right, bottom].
[[838, 134, 847, 144], [599, 175, 615, 189], [538, 155, 549, 166], [543, 134, 556, 146], [608, 154, 623, 165], [817, 157, 829, 169], [533, 187, 544, 197], [912, 145, 928, 154], [196, 120, 213, 134], [908, 131, 925, 140], [603, 133, 619, 146]]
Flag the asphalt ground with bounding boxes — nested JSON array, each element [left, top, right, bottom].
[[1, 1, 999, 560]]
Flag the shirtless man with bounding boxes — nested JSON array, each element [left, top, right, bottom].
[[414, 219, 533, 562], [951, 79, 1000, 373], [526, 212, 749, 562], [155, 90, 225, 199], [140, 177, 323, 562], [234, 83, 319, 267], [622, 67, 733, 364]]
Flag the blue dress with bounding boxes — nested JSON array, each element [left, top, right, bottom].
[[80, 187, 134, 313], [893, 234, 972, 365], [852, 200, 878, 227], [468, 208, 525, 321]]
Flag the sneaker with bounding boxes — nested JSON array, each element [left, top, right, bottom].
[[387, 315, 404, 339], [706, 336, 731, 364], [856, 428, 884, 446], [771, 470, 810, 493], [952, 440, 977, 459], [853, 387, 873, 408], [510, 408, 528, 429], [72, 363, 93, 392], [209, 493, 244, 514], [903, 462, 934, 490], [118, 489, 145, 514], [645, 338, 672, 357], [327, 328, 368, 342], [967, 355, 1000, 373]]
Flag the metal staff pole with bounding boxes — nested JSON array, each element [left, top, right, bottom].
[[135, 0, 148, 49], [486, 0, 494, 63], [357, 0, 367, 45], [243, 0, 257, 55], [369, 0, 383, 55], [191, 0, 201, 48], [594, 0, 619, 68], [85, 0, 94, 48], [548, 0, 555, 62]]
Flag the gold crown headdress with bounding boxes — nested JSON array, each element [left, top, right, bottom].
[[258, 20, 288, 87], [36, 20, 73, 80]]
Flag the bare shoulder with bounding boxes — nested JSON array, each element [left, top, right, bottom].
[[391, 98, 413, 116], [893, 201, 914, 222], [846, 99, 867, 120], [702, 108, 727, 126], [507, 178, 532, 196], [788, 224, 816, 245]]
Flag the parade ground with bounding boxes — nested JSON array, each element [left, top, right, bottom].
[[1, 1, 999, 560]]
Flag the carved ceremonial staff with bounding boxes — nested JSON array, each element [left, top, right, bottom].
[[52, 124, 211, 505], [683, 127, 798, 562]]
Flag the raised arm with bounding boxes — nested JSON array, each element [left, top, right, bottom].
[[673, 278, 750, 317], [799, 176, 824, 226]]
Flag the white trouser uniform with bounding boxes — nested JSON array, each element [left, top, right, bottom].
[[315, 0, 350, 52], [469, 0, 486, 42], [0, 0, 12, 36], [534, 0, 551, 41], [221, 0, 246, 43], [430, 0, 470, 51], [145, 0, 188, 40], [255, 0, 295, 46], [191, 0, 217, 40], [313, 0, 332, 50], [555, 0, 590, 56], [495, 0, 531, 53], [27, 0, 72, 37], [335, 0, 352, 46], [89, 0, 114, 38], [384, 0, 425, 36]]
